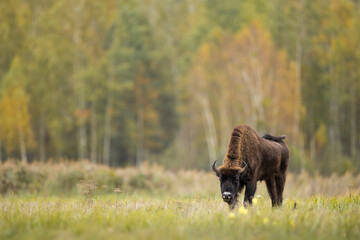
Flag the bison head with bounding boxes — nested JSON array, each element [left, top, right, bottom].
[[212, 160, 248, 209]]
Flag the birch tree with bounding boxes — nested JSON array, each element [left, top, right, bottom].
[[0, 57, 35, 163]]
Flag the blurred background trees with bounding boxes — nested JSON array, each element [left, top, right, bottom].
[[0, 0, 359, 174]]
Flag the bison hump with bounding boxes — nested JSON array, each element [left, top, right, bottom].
[[262, 134, 286, 142]]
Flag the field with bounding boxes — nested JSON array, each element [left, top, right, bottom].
[[0, 161, 360, 240], [1, 195, 359, 240]]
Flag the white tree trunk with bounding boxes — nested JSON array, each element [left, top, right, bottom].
[[90, 104, 97, 164], [199, 95, 217, 165], [18, 127, 27, 164], [103, 57, 115, 166], [350, 87, 357, 158], [294, 39, 302, 138], [309, 119, 316, 162], [0, 137, 2, 162], [219, 97, 231, 154], [103, 90, 112, 166], [39, 116, 46, 163], [78, 102, 87, 160], [74, 0, 87, 160], [295, 37, 305, 170], [135, 81, 144, 168]]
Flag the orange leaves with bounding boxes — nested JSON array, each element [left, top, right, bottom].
[[330, 0, 353, 28], [0, 57, 35, 154], [0, 84, 35, 153], [188, 21, 300, 147], [199, 43, 211, 63], [74, 108, 91, 122]]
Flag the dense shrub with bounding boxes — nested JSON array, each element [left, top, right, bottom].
[[1, 160, 360, 197]]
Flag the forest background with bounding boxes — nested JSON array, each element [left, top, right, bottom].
[[0, 0, 359, 175]]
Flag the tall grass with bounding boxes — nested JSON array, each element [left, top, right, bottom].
[[0, 195, 359, 240]]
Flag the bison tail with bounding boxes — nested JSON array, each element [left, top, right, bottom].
[[262, 134, 286, 142]]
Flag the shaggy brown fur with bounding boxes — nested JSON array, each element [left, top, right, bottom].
[[214, 124, 289, 208]]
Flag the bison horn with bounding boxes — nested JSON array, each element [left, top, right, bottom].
[[239, 161, 248, 175], [212, 160, 220, 175]]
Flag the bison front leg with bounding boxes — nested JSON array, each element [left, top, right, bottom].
[[243, 181, 257, 207]]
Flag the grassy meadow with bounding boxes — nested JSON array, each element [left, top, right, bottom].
[[0, 161, 360, 240]]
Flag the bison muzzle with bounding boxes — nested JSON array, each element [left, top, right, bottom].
[[212, 124, 289, 209]]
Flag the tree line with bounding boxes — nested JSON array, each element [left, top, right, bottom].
[[0, 0, 359, 174]]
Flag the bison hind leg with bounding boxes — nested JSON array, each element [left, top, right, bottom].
[[275, 173, 286, 206], [265, 176, 278, 207]]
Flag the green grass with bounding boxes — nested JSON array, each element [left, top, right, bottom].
[[1, 194, 359, 240]]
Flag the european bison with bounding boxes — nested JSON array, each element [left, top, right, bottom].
[[212, 124, 289, 209]]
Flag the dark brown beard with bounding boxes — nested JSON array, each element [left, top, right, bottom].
[[228, 195, 238, 210]]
